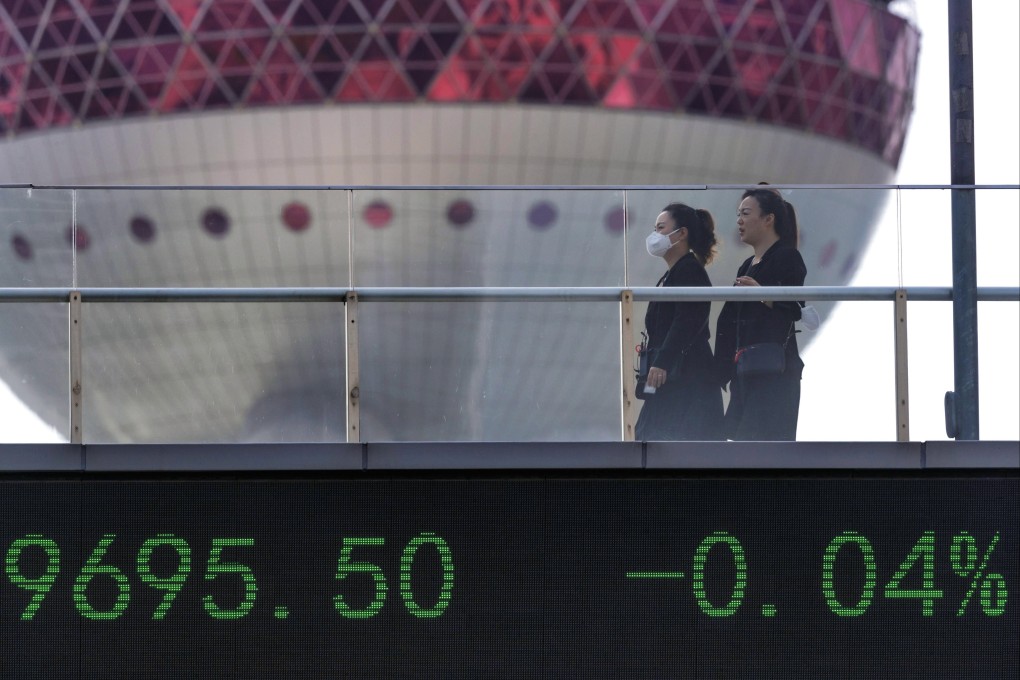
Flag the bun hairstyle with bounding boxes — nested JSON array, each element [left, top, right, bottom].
[[741, 183, 799, 248], [662, 202, 718, 265]]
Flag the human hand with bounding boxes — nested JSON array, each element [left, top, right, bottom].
[[647, 366, 668, 388], [738, 277, 767, 307]]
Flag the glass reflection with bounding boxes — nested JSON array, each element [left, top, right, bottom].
[[0, 188, 74, 287], [0, 304, 69, 443], [359, 301, 620, 441], [72, 189, 350, 287], [82, 303, 345, 443], [351, 189, 626, 287]]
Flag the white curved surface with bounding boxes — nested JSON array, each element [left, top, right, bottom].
[[0, 105, 894, 442]]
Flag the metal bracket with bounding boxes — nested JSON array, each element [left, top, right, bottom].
[[894, 289, 909, 441], [620, 289, 636, 441], [345, 291, 360, 443], [69, 291, 83, 444]]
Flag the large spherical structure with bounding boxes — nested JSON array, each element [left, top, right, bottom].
[[0, 0, 918, 442]]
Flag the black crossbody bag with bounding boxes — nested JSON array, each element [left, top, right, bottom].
[[733, 314, 794, 378]]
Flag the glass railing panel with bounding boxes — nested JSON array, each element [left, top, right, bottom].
[[0, 304, 69, 443], [892, 186, 1020, 289], [975, 186, 1019, 440], [81, 302, 345, 443], [896, 187, 953, 286], [0, 188, 74, 442], [350, 189, 627, 286], [905, 300, 955, 441], [834, 185, 907, 287], [797, 301, 896, 441], [71, 189, 351, 287], [976, 186, 1020, 287], [357, 300, 620, 441], [978, 301, 1020, 441], [0, 188, 75, 287]]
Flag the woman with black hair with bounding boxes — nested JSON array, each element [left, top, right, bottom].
[[635, 202, 723, 441], [713, 187, 807, 440]]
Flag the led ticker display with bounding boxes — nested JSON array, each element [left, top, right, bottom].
[[1, 476, 1017, 678], [6, 532, 454, 623], [621, 529, 1009, 619]]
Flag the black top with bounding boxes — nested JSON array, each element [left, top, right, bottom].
[[714, 241, 806, 382], [645, 252, 713, 374]]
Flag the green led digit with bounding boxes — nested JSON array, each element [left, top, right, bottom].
[[5, 534, 60, 620], [822, 532, 876, 617], [400, 533, 454, 618], [202, 538, 257, 619], [334, 538, 387, 619], [137, 535, 192, 620], [74, 534, 130, 620], [692, 532, 747, 617], [883, 531, 944, 615]]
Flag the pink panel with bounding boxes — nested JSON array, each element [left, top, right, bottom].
[[197, 0, 270, 32], [337, 63, 415, 103], [833, 0, 881, 78], [164, 0, 204, 31]]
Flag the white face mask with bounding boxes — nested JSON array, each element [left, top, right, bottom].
[[645, 229, 679, 258], [800, 304, 820, 331]]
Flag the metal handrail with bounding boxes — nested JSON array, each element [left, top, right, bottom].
[[1, 286, 1018, 303], [3, 183, 1019, 190]]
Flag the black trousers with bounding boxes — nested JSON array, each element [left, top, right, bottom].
[[724, 368, 801, 441], [635, 373, 723, 441]]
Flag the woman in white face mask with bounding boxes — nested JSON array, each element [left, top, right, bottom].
[[635, 203, 724, 441]]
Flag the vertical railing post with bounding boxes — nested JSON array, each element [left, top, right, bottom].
[[69, 291, 83, 444], [620, 289, 636, 441], [345, 291, 360, 443], [947, 0, 980, 439], [894, 289, 910, 441]]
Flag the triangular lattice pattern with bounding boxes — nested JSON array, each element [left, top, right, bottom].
[[0, 0, 918, 164]]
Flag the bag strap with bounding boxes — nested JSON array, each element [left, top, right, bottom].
[[683, 316, 710, 356], [670, 315, 710, 370]]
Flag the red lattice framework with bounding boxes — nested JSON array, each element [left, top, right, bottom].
[[0, 0, 918, 165]]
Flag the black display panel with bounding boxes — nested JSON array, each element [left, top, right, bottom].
[[2, 475, 1017, 678]]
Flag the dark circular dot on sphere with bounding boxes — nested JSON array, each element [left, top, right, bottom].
[[527, 201, 558, 230], [202, 207, 230, 237], [281, 201, 312, 232], [604, 207, 628, 234], [447, 199, 475, 228], [130, 216, 156, 243], [363, 200, 393, 228], [64, 224, 91, 250], [12, 233, 32, 260]]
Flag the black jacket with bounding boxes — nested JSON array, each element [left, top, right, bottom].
[[645, 252, 713, 375], [714, 241, 806, 384]]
